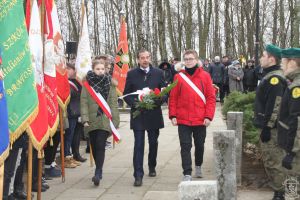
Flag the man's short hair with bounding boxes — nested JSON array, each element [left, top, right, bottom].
[[137, 49, 150, 59], [266, 52, 281, 65], [183, 50, 199, 59]]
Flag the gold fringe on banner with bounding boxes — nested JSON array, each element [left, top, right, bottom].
[[37, 150, 44, 159], [57, 95, 70, 112], [26, 125, 50, 159], [48, 115, 60, 138], [0, 147, 9, 166], [9, 105, 39, 146], [50, 137, 53, 146]]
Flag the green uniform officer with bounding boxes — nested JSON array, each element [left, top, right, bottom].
[[254, 44, 287, 200], [277, 48, 300, 198]]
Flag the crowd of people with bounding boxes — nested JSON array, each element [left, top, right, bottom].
[[1, 45, 300, 200]]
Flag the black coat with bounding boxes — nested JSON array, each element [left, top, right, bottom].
[[67, 79, 82, 119], [123, 66, 166, 130], [243, 66, 257, 86], [209, 62, 225, 84], [253, 66, 286, 128], [158, 61, 176, 85]]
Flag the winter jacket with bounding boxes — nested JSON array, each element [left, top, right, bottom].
[[67, 79, 82, 119], [228, 65, 244, 92], [243, 66, 256, 87], [209, 62, 225, 84], [168, 67, 216, 126], [80, 84, 120, 136], [158, 61, 176, 85]]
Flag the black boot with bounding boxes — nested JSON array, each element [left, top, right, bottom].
[[272, 191, 285, 200], [134, 177, 143, 187], [92, 168, 102, 186], [12, 189, 27, 200]]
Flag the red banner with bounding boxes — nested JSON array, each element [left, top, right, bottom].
[[26, 0, 50, 155], [52, 2, 70, 110], [112, 17, 130, 95], [44, 0, 59, 136]]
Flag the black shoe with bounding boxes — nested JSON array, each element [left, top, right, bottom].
[[272, 191, 285, 200], [134, 177, 143, 187], [42, 177, 50, 190], [149, 169, 156, 177], [74, 155, 87, 163], [8, 194, 17, 200], [32, 182, 48, 192], [92, 175, 100, 186], [43, 172, 53, 180], [12, 190, 27, 200]]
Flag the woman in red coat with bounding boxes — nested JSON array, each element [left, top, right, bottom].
[[168, 50, 216, 181]]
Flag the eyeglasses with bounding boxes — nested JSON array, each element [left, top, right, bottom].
[[184, 58, 195, 61]]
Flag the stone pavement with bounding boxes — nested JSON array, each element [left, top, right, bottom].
[[42, 104, 273, 200]]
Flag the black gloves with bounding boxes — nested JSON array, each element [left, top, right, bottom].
[[282, 152, 295, 170], [260, 126, 271, 143]]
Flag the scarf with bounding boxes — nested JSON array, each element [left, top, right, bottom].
[[185, 65, 198, 76], [86, 70, 111, 116]]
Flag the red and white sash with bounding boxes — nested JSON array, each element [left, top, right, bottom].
[[178, 72, 206, 104], [83, 81, 121, 142], [69, 80, 79, 92]]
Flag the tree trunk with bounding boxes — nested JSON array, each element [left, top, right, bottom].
[[152, 0, 159, 66], [135, 0, 146, 50], [184, 0, 193, 49], [165, 0, 180, 58], [66, 0, 79, 41], [272, 0, 278, 44], [198, 0, 212, 58], [279, 0, 286, 48], [224, 0, 232, 56], [213, 0, 220, 56], [156, 0, 167, 60]]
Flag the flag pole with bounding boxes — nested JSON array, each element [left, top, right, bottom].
[[27, 140, 33, 200], [89, 143, 94, 167], [37, 156, 43, 200], [59, 108, 65, 182], [0, 164, 4, 199]]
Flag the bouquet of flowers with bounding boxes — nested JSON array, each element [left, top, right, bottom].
[[133, 80, 178, 118]]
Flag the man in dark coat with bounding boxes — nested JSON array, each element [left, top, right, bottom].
[[209, 56, 225, 102], [123, 50, 166, 187], [158, 60, 176, 85], [243, 59, 257, 92]]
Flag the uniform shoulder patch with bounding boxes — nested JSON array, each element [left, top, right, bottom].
[[270, 77, 279, 85], [292, 87, 300, 99]]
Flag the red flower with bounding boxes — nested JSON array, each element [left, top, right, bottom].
[[154, 88, 161, 96]]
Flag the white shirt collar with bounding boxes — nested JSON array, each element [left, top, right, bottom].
[[140, 66, 150, 73]]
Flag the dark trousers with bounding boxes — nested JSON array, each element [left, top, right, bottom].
[[178, 125, 206, 175], [215, 83, 224, 102], [32, 149, 39, 183], [44, 131, 60, 165], [72, 122, 83, 158], [223, 84, 230, 97], [244, 85, 256, 92], [64, 118, 77, 156], [133, 129, 160, 178], [89, 130, 109, 178], [3, 134, 28, 199]]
